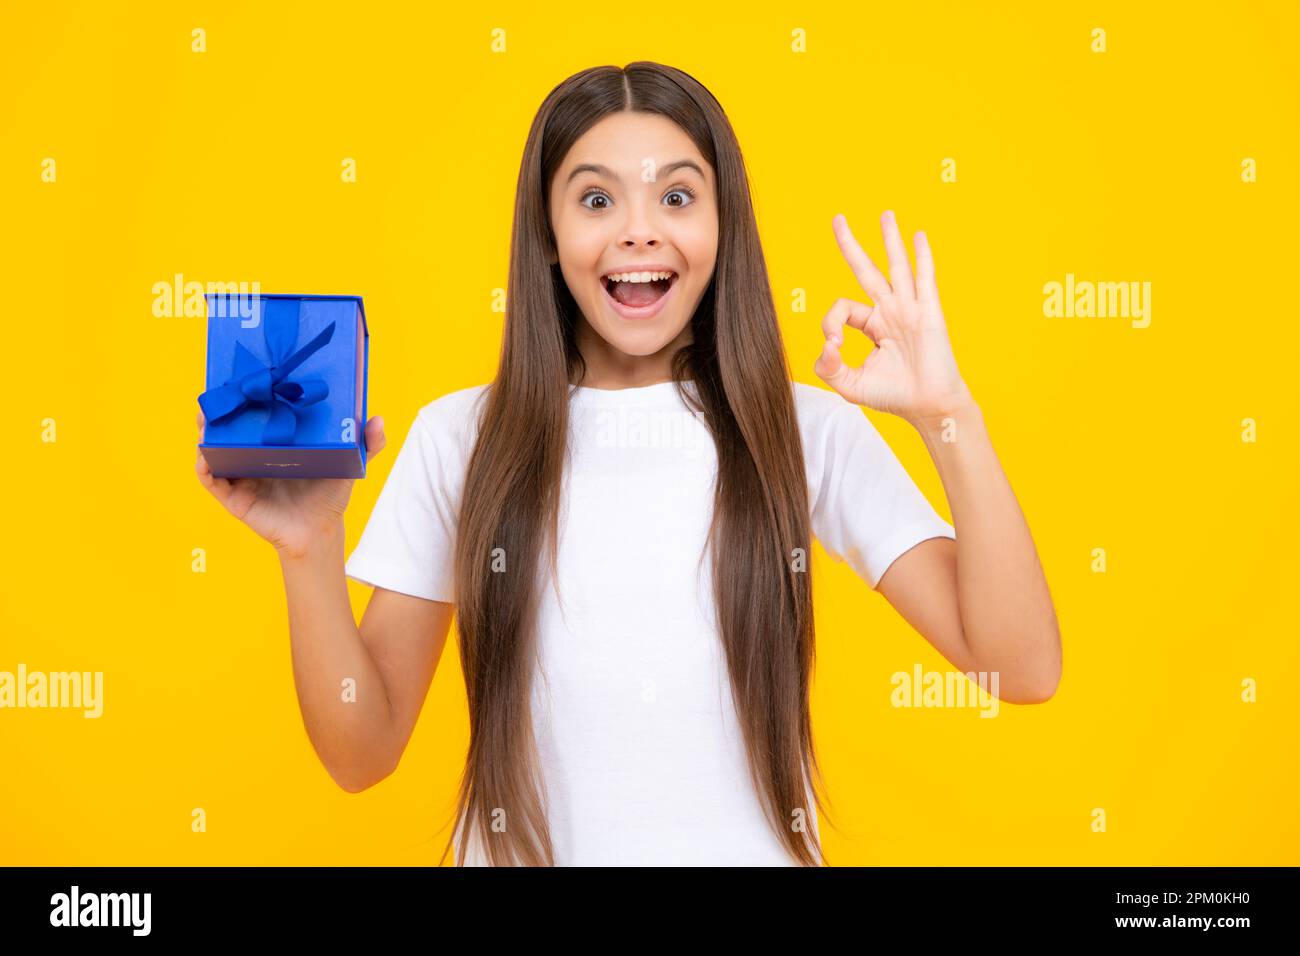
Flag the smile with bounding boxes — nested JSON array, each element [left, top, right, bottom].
[[600, 269, 679, 320]]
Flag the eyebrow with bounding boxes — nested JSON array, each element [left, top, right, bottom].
[[565, 159, 706, 186]]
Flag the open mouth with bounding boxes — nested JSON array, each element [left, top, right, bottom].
[[601, 269, 678, 310]]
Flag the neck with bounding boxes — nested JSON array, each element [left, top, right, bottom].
[[571, 317, 693, 390]]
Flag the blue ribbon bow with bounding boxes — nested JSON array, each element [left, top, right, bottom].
[[198, 298, 336, 444]]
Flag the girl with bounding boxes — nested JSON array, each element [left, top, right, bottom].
[[196, 61, 1061, 867]]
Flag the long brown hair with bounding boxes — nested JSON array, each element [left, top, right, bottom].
[[441, 61, 834, 866]]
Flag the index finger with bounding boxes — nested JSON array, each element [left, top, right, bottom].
[[832, 214, 892, 303]]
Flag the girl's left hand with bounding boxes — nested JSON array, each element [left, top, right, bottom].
[[814, 210, 974, 429]]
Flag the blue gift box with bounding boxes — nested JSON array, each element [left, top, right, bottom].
[[198, 293, 369, 479]]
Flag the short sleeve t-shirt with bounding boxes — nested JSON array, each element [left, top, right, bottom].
[[344, 379, 955, 865]]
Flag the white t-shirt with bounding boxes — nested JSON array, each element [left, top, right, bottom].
[[344, 379, 955, 865]]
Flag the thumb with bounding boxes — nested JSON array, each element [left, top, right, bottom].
[[814, 339, 853, 397], [365, 415, 387, 459]]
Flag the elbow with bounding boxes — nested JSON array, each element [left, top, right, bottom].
[[999, 670, 1058, 705], [1019, 625, 1062, 704], [982, 623, 1060, 704], [336, 775, 375, 795], [331, 768, 373, 794], [1016, 674, 1059, 705], [329, 753, 398, 794], [334, 769, 387, 794]]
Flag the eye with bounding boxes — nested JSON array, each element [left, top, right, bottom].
[[579, 188, 612, 211], [663, 184, 698, 208]]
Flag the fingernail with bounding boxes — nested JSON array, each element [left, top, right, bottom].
[[883, 209, 894, 223]]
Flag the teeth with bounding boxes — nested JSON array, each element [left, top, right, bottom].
[[603, 270, 676, 283]]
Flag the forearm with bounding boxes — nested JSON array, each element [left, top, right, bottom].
[[279, 521, 397, 791], [913, 399, 1061, 698]]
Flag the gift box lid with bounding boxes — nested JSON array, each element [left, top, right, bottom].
[[204, 292, 368, 335]]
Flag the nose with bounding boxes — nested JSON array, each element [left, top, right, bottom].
[[617, 200, 662, 250], [619, 233, 660, 252]]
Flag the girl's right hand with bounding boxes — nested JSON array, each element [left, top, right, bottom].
[[195, 410, 387, 559]]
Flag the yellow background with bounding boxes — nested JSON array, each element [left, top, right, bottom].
[[1, 1, 1295, 865]]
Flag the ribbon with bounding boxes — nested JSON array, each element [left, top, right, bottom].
[[198, 298, 336, 444]]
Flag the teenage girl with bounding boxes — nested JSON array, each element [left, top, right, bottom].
[[196, 61, 1061, 867]]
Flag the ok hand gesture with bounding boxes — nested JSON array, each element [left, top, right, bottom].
[[814, 210, 973, 429]]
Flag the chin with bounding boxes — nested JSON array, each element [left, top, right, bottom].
[[599, 323, 676, 355]]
